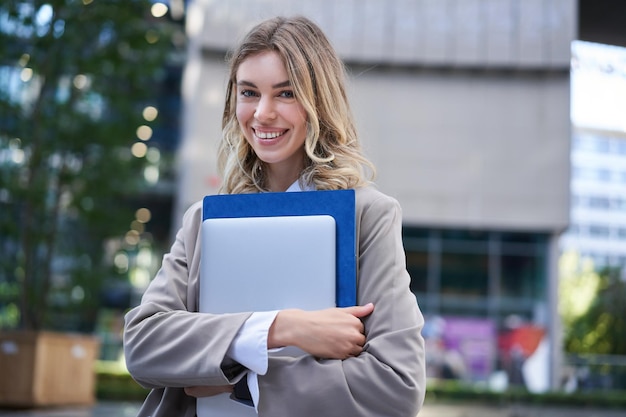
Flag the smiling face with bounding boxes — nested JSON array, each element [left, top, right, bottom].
[[235, 51, 308, 190]]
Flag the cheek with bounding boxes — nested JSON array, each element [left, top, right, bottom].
[[235, 103, 253, 127], [288, 104, 308, 130]]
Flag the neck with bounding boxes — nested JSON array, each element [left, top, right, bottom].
[[266, 165, 302, 192]]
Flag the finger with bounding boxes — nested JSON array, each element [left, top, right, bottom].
[[349, 344, 364, 358], [345, 303, 374, 318]]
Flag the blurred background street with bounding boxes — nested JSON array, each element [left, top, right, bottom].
[[2, 0, 626, 414]]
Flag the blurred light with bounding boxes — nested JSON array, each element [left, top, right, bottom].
[[11, 149, 24, 164], [125, 230, 140, 246], [9, 138, 21, 148], [143, 106, 158, 121], [49, 153, 62, 169], [71, 286, 85, 302], [131, 220, 145, 234], [82, 0, 93, 4], [135, 208, 152, 223], [144, 165, 159, 184], [36, 5, 53, 30], [18, 54, 30, 67], [20, 68, 33, 82], [73, 74, 88, 89], [145, 30, 159, 44], [53, 19, 65, 38], [146, 147, 161, 163], [130, 267, 150, 288], [136, 125, 153, 141], [114, 252, 129, 273], [151, 2, 168, 18], [131, 142, 147, 158], [136, 247, 153, 269]]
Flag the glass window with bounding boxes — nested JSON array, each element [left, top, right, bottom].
[[402, 227, 548, 326], [573, 168, 612, 182], [572, 134, 610, 153], [500, 254, 544, 299], [402, 227, 430, 240], [441, 229, 488, 242], [501, 232, 547, 244], [589, 196, 611, 209], [440, 252, 489, 297], [589, 225, 610, 237], [406, 251, 428, 293]]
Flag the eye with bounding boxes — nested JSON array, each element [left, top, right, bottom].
[[240, 89, 258, 98], [279, 90, 295, 99]]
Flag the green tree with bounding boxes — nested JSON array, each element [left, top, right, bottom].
[[0, 0, 176, 331], [560, 252, 626, 354], [565, 266, 626, 355], [559, 251, 601, 333]]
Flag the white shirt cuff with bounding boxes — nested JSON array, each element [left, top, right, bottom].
[[227, 310, 278, 375]]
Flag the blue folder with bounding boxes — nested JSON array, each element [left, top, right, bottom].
[[202, 189, 356, 307]]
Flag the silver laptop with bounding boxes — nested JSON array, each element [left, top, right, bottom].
[[199, 215, 336, 314], [198, 214, 336, 416]]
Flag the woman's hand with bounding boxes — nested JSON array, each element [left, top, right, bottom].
[[268, 303, 374, 359], [184, 385, 233, 398]]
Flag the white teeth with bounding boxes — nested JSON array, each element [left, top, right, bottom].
[[255, 130, 284, 139]]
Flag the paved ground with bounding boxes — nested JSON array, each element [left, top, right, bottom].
[[0, 401, 625, 417]]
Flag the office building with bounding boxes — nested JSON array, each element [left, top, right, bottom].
[[560, 40, 626, 270]]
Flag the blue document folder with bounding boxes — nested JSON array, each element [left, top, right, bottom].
[[202, 189, 356, 307]]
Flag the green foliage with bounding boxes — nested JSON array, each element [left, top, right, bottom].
[[564, 266, 626, 355], [0, 0, 176, 331], [559, 251, 602, 330]]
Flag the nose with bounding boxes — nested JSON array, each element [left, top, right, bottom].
[[254, 97, 276, 122]]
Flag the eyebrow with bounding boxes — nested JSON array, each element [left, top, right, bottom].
[[237, 80, 291, 89]]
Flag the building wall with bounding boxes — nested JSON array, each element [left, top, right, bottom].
[[188, 0, 575, 68], [178, 0, 574, 232], [349, 67, 570, 230]]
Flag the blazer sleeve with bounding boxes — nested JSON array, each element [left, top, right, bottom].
[[123, 201, 253, 389], [256, 189, 427, 417]]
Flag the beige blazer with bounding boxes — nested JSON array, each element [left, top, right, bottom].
[[124, 185, 426, 417]]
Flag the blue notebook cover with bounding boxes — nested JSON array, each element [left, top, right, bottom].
[[202, 189, 356, 307]]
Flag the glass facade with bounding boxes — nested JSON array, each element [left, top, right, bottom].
[[404, 227, 550, 383], [404, 227, 549, 326], [565, 41, 626, 270], [562, 131, 626, 268]]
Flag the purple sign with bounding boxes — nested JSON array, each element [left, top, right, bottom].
[[441, 316, 496, 381]]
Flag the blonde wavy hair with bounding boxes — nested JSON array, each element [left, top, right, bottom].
[[218, 16, 375, 194]]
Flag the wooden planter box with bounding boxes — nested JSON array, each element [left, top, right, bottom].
[[0, 331, 100, 408]]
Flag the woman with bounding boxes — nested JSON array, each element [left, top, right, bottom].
[[124, 15, 426, 417]]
